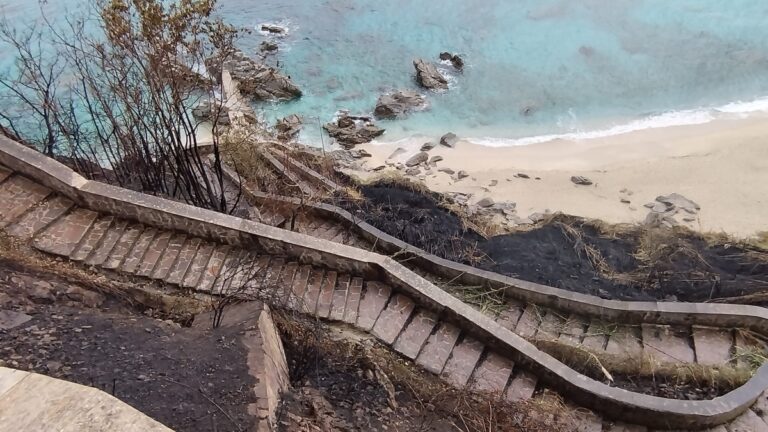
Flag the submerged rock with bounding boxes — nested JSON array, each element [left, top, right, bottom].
[[260, 41, 279, 53], [413, 58, 448, 90], [323, 115, 385, 149], [261, 24, 287, 34], [215, 51, 302, 101], [374, 90, 427, 119]]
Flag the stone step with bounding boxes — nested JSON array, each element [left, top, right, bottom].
[[329, 274, 350, 321], [210, 248, 245, 294], [342, 277, 364, 324], [515, 304, 541, 338], [471, 351, 514, 394], [182, 242, 215, 288], [275, 262, 299, 304], [605, 325, 643, 358], [85, 220, 129, 266], [33, 208, 99, 256], [71, 216, 114, 262], [504, 370, 538, 402], [692, 326, 733, 366], [165, 237, 201, 285], [136, 231, 174, 277], [641, 324, 696, 364], [356, 281, 391, 331], [121, 229, 158, 274], [442, 336, 484, 387], [196, 245, 230, 292], [372, 294, 415, 344], [0, 175, 51, 227], [243, 255, 272, 297], [603, 422, 648, 432], [102, 224, 145, 270], [286, 264, 312, 310], [7, 195, 74, 239], [726, 408, 768, 431], [582, 321, 611, 352], [150, 234, 186, 280], [558, 316, 588, 346], [537, 310, 565, 341], [261, 257, 286, 298], [393, 309, 438, 359], [495, 302, 524, 331], [301, 268, 325, 314], [315, 271, 338, 319], [416, 321, 460, 375]]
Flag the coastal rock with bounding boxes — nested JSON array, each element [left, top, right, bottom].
[[260, 41, 279, 53], [275, 114, 303, 140], [439, 52, 464, 70], [191, 99, 230, 125], [219, 51, 302, 101], [421, 142, 436, 151], [429, 155, 443, 164], [261, 24, 287, 34], [440, 133, 459, 148], [405, 167, 421, 176], [515, 173, 530, 179], [405, 151, 429, 167], [457, 170, 469, 180], [413, 59, 449, 90], [323, 115, 385, 149], [438, 167, 455, 175], [571, 176, 593, 186], [372, 164, 387, 171], [374, 90, 427, 119]]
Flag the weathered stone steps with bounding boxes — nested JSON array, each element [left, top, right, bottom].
[[3, 162, 768, 431]]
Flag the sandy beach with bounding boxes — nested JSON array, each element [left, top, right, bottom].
[[350, 116, 768, 238]]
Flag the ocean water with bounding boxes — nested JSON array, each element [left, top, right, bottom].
[[4, 0, 768, 146]]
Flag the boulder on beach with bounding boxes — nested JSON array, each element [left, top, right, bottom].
[[413, 58, 449, 90], [440, 132, 459, 148], [215, 51, 302, 101], [429, 155, 443, 164], [388, 147, 407, 160], [439, 52, 464, 70], [374, 90, 427, 119], [405, 151, 429, 167], [571, 176, 593, 186], [323, 115, 385, 149], [420, 142, 436, 151]]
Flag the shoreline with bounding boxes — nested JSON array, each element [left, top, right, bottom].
[[349, 116, 768, 238]]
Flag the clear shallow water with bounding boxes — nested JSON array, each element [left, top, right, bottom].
[[4, 0, 768, 146]]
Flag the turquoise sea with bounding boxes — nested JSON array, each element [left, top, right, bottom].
[[4, 0, 768, 146]]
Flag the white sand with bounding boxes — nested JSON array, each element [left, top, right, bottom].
[[351, 116, 768, 238]]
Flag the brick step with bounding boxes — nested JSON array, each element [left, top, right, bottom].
[[0, 175, 51, 228], [33, 207, 99, 256], [6, 195, 74, 239]]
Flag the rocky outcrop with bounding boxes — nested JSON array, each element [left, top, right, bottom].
[[413, 59, 448, 90], [405, 152, 429, 167], [323, 115, 385, 149], [374, 91, 427, 119], [439, 52, 464, 70], [191, 99, 230, 125], [212, 51, 302, 101], [644, 193, 701, 228], [276, 114, 303, 141]]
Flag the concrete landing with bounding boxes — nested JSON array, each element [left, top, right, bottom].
[[0, 367, 172, 432]]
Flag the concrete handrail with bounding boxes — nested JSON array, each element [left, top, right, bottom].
[[1, 135, 767, 430]]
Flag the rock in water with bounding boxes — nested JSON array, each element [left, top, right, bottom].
[[276, 114, 303, 140], [374, 90, 427, 119], [405, 152, 429, 167], [439, 52, 464, 70], [413, 58, 449, 90], [323, 115, 385, 149], [261, 24, 287, 34], [571, 176, 593, 186], [440, 133, 459, 148], [219, 51, 302, 101], [260, 41, 279, 53]]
